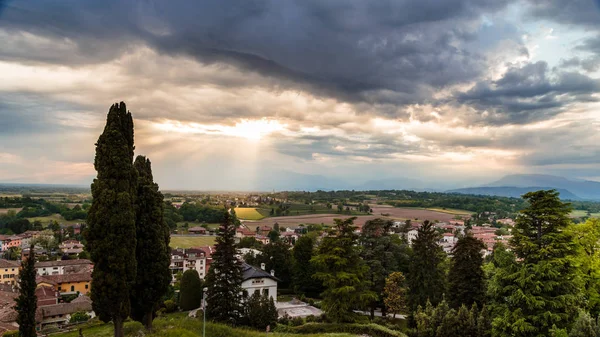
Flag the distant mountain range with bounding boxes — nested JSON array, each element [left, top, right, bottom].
[[448, 174, 600, 200]]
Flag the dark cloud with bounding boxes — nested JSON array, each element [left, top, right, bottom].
[[559, 56, 600, 72], [0, 0, 518, 108], [526, 0, 600, 28], [457, 61, 600, 125]]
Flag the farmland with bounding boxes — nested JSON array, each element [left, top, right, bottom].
[[234, 207, 269, 220], [26, 214, 81, 226], [170, 235, 216, 248], [570, 210, 600, 218], [369, 205, 469, 222]]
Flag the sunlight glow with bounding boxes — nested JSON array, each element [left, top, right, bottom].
[[154, 118, 287, 140]]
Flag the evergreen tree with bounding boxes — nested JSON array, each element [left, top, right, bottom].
[[571, 219, 600, 316], [15, 247, 37, 337], [255, 241, 292, 289], [360, 218, 410, 318], [244, 292, 278, 330], [407, 220, 447, 314], [206, 209, 244, 325], [179, 270, 203, 311], [383, 272, 407, 318], [85, 102, 137, 337], [448, 235, 486, 309], [291, 235, 323, 297], [568, 311, 599, 337], [311, 217, 376, 323], [130, 156, 171, 330], [493, 190, 579, 337]]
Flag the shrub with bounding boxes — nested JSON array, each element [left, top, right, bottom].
[[290, 317, 304, 326], [69, 311, 91, 323], [164, 299, 177, 313], [3, 331, 18, 337], [277, 322, 407, 337], [179, 270, 203, 311]]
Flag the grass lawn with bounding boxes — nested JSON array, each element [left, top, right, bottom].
[[235, 207, 268, 220], [51, 313, 359, 337], [170, 236, 216, 248], [0, 208, 22, 214], [27, 214, 82, 226]]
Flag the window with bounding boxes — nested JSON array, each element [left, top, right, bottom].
[[85, 284, 89, 289], [71, 286, 75, 292], [58, 287, 61, 291]]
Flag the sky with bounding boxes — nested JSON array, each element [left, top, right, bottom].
[[0, 0, 600, 191]]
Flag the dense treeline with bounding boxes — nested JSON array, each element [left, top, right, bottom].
[[0, 197, 89, 220]]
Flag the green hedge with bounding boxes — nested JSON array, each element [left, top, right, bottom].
[[275, 322, 407, 337]]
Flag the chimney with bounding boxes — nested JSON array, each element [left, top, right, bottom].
[[261, 263, 266, 270], [270, 269, 275, 277]]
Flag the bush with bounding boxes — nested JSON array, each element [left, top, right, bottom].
[[3, 331, 18, 337], [70, 311, 91, 323], [179, 270, 203, 310], [276, 322, 407, 337], [290, 317, 304, 326], [164, 299, 177, 313]]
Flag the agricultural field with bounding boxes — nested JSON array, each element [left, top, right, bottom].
[[234, 207, 269, 220], [244, 214, 378, 231], [369, 205, 469, 222], [26, 214, 82, 226], [0, 208, 22, 214], [570, 210, 600, 218], [170, 235, 216, 248], [423, 207, 472, 216]]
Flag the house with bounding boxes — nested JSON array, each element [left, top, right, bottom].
[[36, 259, 93, 276], [241, 263, 279, 302], [407, 229, 419, 246], [258, 226, 272, 235], [36, 286, 59, 307], [59, 240, 84, 256], [0, 260, 20, 285], [37, 272, 92, 295], [255, 234, 270, 245], [2, 236, 21, 252], [169, 248, 208, 282], [188, 226, 207, 234], [37, 295, 94, 329], [280, 232, 298, 245], [235, 228, 256, 239]]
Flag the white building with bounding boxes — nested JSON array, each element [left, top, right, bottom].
[[241, 262, 278, 302], [36, 259, 93, 276], [407, 229, 419, 245], [170, 248, 207, 282]]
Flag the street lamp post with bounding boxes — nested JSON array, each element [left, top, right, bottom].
[[203, 287, 208, 337]]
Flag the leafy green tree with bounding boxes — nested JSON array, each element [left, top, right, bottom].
[[568, 311, 599, 337], [130, 156, 171, 329], [244, 292, 278, 330], [255, 241, 292, 289], [292, 235, 323, 297], [237, 237, 263, 249], [206, 209, 244, 325], [359, 218, 410, 318], [493, 190, 579, 337], [15, 248, 37, 337], [69, 311, 91, 323], [571, 219, 600, 316], [383, 272, 407, 318], [407, 220, 447, 314], [179, 270, 203, 311], [312, 217, 376, 323], [448, 235, 486, 309], [85, 102, 137, 337], [267, 229, 280, 242]]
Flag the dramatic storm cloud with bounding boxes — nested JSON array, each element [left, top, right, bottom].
[[1, 0, 599, 189]]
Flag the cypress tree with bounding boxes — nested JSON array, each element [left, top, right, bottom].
[[179, 270, 203, 311], [86, 102, 137, 337], [205, 209, 244, 325], [493, 190, 579, 337], [15, 247, 37, 337], [407, 220, 447, 314], [292, 235, 323, 298], [448, 235, 486, 309], [130, 156, 171, 330]]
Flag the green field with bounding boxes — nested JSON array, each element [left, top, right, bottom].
[[170, 235, 216, 248], [175, 222, 220, 230], [51, 312, 359, 337], [570, 210, 600, 218], [425, 207, 472, 215], [235, 207, 269, 220], [27, 214, 82, 225]]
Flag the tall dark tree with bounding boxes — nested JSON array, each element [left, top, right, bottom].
[[292, 235, 323, 297], [493, 190, 579, 337], [15, 247, 37, 337], [407, 220, 447, 314], [359, 218, 410, 318], [312, 217, 376, 323], [85, 102, 137, 337], [130, 156, 171, 330], [205, 209, 244, 325], [254, 241, 292, 289], [179, 270, 203, 311], [448, 235, 486, 309]]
